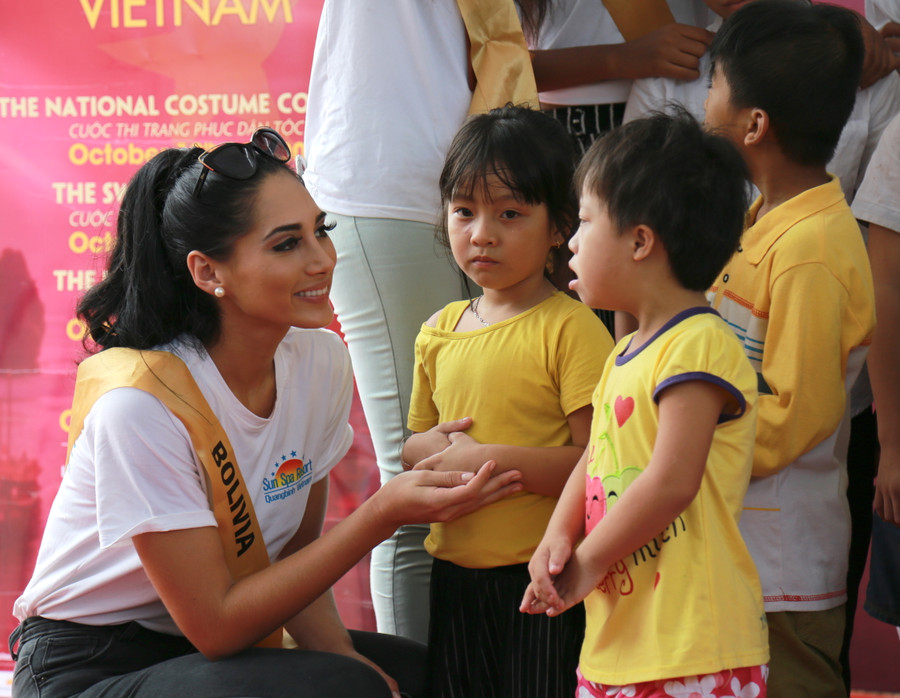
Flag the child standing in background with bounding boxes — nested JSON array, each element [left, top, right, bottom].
[[402, 105, 614, 698], [624, 4, 898, 686], [703, 3, 875, 695], [624, 0, 900, 209], [522, 110, 769, 696]]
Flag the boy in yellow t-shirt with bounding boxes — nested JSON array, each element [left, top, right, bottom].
[[522, 109, 769, 695]]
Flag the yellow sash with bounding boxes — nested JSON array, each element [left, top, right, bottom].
[[67, 348, 282, 648], [456, 0, 540, 114], [602, 0, 675, 41], [455, 0, 677, 113]]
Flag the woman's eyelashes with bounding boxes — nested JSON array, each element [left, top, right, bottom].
[[316, 220, 336, 238], [272, 236, 299, 252], [271, 221, 333, 252]]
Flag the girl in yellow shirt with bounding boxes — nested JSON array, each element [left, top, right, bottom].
[[403, 105, 614, 698]]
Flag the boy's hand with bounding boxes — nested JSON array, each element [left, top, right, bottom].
[[521, 534, 574, 614], [540, 548, 605, 616], [621, 24, 714, 81], [520, 581, 554, 615]]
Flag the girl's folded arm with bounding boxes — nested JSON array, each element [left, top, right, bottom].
[[414, 404, 592, 497]]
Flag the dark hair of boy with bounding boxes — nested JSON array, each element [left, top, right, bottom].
[[575, 106, 750, 292], [709, 0, 864, 168], [438, 103, 579, 289]]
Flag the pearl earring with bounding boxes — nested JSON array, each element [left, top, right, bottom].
[[214, 287, 225, 298]]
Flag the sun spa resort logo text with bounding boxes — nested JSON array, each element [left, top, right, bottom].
[[262, 452, 313, 503]]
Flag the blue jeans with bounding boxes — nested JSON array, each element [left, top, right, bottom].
[[10, 617, 425, 697], [327, 214, 470, 644]]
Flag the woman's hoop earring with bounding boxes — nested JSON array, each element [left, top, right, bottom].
[[214, 287, 225, 298]]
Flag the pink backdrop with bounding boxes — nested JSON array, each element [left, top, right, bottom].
[[0, 0, 379, 664]]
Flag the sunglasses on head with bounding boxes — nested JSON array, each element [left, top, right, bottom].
[[192, 127, 292, 198]]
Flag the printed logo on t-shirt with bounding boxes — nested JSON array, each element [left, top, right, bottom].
[[586, 394, 690, 597], [262, 451, 313, 504]]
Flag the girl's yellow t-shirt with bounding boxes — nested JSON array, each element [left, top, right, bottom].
[[408, 291, 613, 568]]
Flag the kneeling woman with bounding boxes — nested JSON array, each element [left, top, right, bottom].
[[9, 129, 521, 698]]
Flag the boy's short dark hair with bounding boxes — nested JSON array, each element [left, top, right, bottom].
[[709, 0, 864, 168], [576, 107, 750, 292]]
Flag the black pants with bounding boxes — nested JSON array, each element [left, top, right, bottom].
[[10, 617, 426, 697], [841, 406, 879, 692], [427, 558, 585, 698], [543, 103, 625, 157]]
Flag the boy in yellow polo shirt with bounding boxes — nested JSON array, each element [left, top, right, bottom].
[[703, 2, 876, 695]]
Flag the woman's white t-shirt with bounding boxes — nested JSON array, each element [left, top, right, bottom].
[[14, 328, 354, 635]]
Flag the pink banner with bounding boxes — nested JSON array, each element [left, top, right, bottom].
[[0, 0, 377, 672]]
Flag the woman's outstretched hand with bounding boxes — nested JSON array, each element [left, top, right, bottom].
[[375, 460, 523, 529]]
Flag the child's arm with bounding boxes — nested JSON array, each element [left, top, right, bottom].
[[520, 448, 589, 613], [752, 262, 869, 478], [404, 308, 465, 470], [530, 23, 714, 91], [527, 380, 728, 615], [410, 405, 592, 498], [402, 417, 473, 470]]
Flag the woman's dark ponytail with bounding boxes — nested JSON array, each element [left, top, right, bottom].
[[77, 144, 293, 352]]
